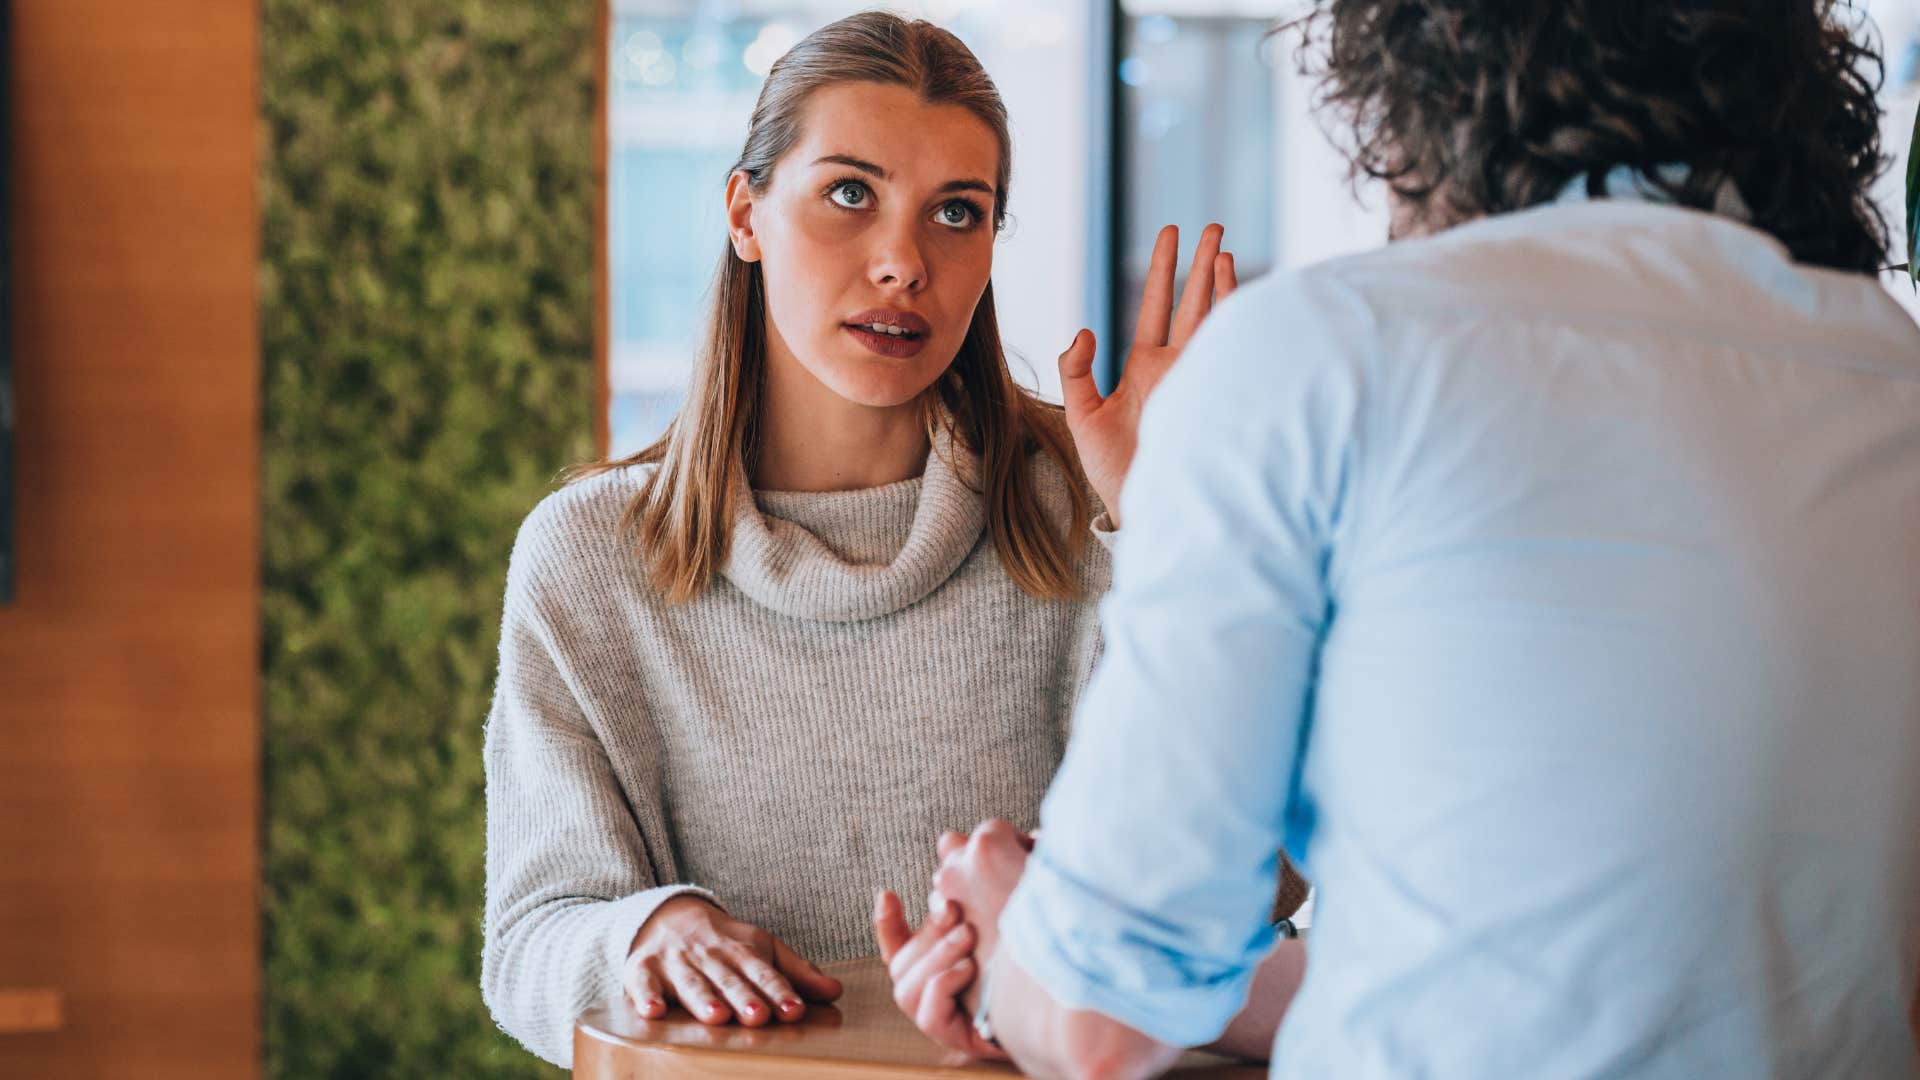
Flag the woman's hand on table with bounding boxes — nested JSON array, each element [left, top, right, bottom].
[[1061, 222, 1237, 526], [625, 895, 842, 1027]]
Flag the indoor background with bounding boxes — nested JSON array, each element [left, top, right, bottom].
[[0, 2, 1914, 1078]]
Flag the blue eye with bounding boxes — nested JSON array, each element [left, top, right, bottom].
[[935, 201, 983, 228], [828, 180, 870, 209]]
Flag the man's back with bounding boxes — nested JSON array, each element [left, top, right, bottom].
[[1270, 194, 1920, 1076], [1001, 185, 1920, 1079]]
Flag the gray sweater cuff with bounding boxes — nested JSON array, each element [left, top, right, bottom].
[[1091, 511, 1121, 551]]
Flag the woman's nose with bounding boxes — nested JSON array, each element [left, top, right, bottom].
[[868, 222, 927, 292]]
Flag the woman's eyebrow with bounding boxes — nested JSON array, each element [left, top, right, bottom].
[[812, 154, 994, 197], [812, 154, 887, 176], [938, 178, 995, 196]]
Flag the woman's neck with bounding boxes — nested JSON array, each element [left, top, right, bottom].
[[752, 350, 932, 493]]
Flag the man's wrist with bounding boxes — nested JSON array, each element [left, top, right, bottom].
[[969, 950, 1003, 1049], [959, 930, 997, 1014], [960, 926, 1006, 1014]]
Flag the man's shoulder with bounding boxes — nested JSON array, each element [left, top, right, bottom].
[[1175, 267, 1380, 397], [1288, 218, 1549, 317], [1306, 203, 1920, 374]]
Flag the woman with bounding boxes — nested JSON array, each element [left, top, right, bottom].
[[479, 12, 1256, 1067]]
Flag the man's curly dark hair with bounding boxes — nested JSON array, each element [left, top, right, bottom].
[[1297, 0, 1892, 273]]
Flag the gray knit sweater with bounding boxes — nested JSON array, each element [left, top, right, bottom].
[[480, 441, 1116, 1066]]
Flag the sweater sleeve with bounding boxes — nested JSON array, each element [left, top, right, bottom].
[[1090, 510, 1121, 554], [1059, 500, 1116, 741], [480, 520, 715, 1069]]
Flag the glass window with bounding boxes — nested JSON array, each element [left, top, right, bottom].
[[1119, 10, 1281, 326]]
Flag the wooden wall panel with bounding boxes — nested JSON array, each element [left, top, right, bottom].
[[0, 4, 259, 1079]]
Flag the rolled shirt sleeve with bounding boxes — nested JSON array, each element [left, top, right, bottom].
[[997, 273, 1368, 1048]]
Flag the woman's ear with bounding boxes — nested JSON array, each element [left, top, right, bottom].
[[725, 170, 762, 263]]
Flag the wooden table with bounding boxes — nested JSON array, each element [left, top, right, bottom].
[[575, 958, 1265, 1079]]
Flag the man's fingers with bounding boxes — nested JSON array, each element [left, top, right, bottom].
[[973, 818, 1018, 841], [1170, 223, 1225, 348], [662, 949, 732, 1025], [933, 860, 963, 901], [625, 965, 668, 1020], [1215, 250, 1237, 302], [772, 936, 844, 1002], [732, 947, 806, 1022], [1058, 329, 1102, 422], [1131, 224, 1180, 348], [692, 945, 774, 1027], [873, 890, 913, 963], [936, 830, 968, 861]]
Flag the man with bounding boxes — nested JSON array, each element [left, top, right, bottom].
[[883, 1, 1920, 1076]]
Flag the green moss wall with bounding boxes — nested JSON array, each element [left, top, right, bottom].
[[261, 4, 595, 1075]]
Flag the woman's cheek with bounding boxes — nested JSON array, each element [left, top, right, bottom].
[[794, 202, 866, 245], [929, 224, 992, 254], [932, 230, 993, 285]]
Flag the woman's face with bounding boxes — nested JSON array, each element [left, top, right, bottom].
[[727, 81, 1000, 410]]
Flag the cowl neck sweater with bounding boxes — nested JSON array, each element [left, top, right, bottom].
[[724, 434, 987, 623]]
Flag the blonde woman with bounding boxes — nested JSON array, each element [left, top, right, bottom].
[[480, 12, 1265, 1068]]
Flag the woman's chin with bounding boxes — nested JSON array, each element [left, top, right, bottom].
[[817, 361, 947, 410]]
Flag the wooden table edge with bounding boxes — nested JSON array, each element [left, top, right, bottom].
[[573, 1013, 1012, 1079]]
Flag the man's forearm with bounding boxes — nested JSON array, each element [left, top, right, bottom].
[[988, 951, 1183, 1080], [1202, 938, 1306, 1061]]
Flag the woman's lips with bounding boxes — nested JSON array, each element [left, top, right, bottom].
[[843, 323, 929, 358]]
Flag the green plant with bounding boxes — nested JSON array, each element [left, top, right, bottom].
[[261, 3, 594, 1075]]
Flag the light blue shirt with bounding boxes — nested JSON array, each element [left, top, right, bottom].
[[998, 187, 1920, 1078]]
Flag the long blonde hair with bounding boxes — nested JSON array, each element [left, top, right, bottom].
[[575, 12, 1090, 604]]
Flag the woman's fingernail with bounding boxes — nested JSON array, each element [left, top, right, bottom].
[[780, 998, 801, 1012]]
